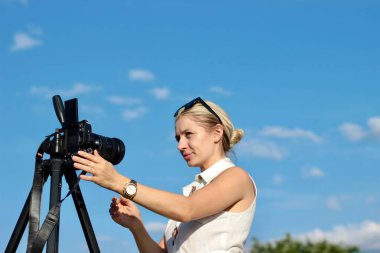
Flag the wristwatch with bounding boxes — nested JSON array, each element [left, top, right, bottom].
[[123, 179, 137, 200]]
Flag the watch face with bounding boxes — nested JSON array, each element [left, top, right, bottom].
[[127, 184, 137, 195]]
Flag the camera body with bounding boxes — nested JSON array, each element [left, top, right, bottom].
[[53, 96, 125, 165]]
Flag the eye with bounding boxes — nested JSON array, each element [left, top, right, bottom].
[[175, 135, 180, 142], [186, 132, 193, 138]]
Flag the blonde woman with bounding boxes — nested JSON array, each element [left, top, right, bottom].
[[73, 97, 257, 253]]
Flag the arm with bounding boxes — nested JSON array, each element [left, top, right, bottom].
[[73, 150, 255, 222], [110, 196, 167, 253]]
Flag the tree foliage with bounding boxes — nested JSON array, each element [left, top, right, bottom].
[[250, 233, 360, 253]]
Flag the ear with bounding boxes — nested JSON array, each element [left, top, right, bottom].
[[213, 124, 224, 143]]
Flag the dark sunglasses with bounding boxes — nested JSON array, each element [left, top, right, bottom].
[[173, 97, 222, 124]]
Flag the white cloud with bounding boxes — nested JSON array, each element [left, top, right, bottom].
[[259, 126, 323, 143], [209, 86, 231, 96], [30, 83, 101, 99], [339, 116, 380, 142], [295, 220, 380, 251], [303, 167, 325, 178], [339, 123, 367, 141], [106, 96, 142, 105], [11, 32, 42, 52], [145, 222, 167, 233], [149, 87, 170, 100], [237, 138, 287, 160], [368, 117, 380, 137], [122, 107, 148, 121], [129, 69, 155, 82]]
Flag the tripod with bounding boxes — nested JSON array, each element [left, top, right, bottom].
[[5, 131, 100, 253], [6, 95, 124, 253]]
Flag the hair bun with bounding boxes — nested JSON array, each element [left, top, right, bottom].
[[230, 128, 244, 147]]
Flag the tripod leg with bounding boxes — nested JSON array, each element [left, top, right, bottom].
[[47, 158, 63, 253], [5, 190, 31, 253], [65, 169, 100, 253]]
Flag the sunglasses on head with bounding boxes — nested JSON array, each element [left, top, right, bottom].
[[173, 97, 222, 124]]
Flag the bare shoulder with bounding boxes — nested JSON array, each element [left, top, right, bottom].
[[213, 166, 254, 189], [219, 166, 251, 181]]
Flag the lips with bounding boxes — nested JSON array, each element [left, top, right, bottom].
[[183, 153, 191, 161]]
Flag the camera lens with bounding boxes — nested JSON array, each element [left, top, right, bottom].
[[90, 134, 125, 165]]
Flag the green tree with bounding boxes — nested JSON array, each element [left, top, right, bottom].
[[250, 233, 360, 253]]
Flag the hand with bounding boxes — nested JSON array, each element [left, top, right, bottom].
[[72, 150, 124, 192], [109, 196, 142, 230]]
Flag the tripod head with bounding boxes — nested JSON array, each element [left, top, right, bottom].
[[49, 95, 125, 165]]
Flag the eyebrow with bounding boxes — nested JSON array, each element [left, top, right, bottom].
[[174, 128, 193, 140]]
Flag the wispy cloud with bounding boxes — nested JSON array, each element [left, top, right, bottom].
[[302, 166, 325, 178], [365, 196, 377, 205], [259, 126, 323, 143], [272, 174, 284, 185], [97, 235, 115, 242], [20, 0, 28, 6], [237, 138, 287, 160], [30, 83, 102, 99], [145, 221, 167, 233], [27, 24, 43, 35], [339, 116, 380, 142], [339, 123, 367, 141], [11, 32, 42, 52], [106, 96, 142, 106], [80, 104, 105, 116], [122, 107, 148, 121], [326, 195, 350, 211], [149, 87, 170, 100], [209, 86, 231, 96], [326, 196, 341, 210], [295, 220, 380, 251], [129, 69, 155, 82]]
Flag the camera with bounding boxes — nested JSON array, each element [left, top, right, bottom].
[[52, 95, 125, 165]]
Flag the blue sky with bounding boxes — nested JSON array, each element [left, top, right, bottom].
[[1, 0, 379, 252]]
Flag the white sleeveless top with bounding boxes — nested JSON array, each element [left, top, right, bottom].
[[164, 158, 257, 253]]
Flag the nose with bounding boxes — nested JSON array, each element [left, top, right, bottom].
[[177, 136, 187, 151]]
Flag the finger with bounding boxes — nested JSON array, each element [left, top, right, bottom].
[[94, 150, 101, 158], [73, 162, 93, 173], [79, 174, 95, 182], [77, 150, 102, 163], [119, 196, 129, 205], [120, 196, 135, 207], [110, 201, 117, 208], [112, 196, 119, 204]]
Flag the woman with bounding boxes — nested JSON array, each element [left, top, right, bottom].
[[73, 97, 257, 253]]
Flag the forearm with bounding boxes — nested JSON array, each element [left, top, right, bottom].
[[112, 175, 191, 222], [130, 222, 166, 253]]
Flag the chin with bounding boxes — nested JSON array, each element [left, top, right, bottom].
[[186, 160, 199, 167]]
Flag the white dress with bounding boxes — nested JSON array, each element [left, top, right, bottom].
[[164, 158, 257, 253]]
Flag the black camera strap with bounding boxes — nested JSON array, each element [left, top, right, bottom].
[[27, 136, 87, 253], [27, 137, 50, 253], [29, 170, 86, 253]]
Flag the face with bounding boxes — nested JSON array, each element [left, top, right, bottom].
[[175, 115, 223, 170]]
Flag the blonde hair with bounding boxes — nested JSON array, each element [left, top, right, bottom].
[[175, 99, 244, 153]]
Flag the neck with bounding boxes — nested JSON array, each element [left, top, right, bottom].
[[200, 153, 226, 172]]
